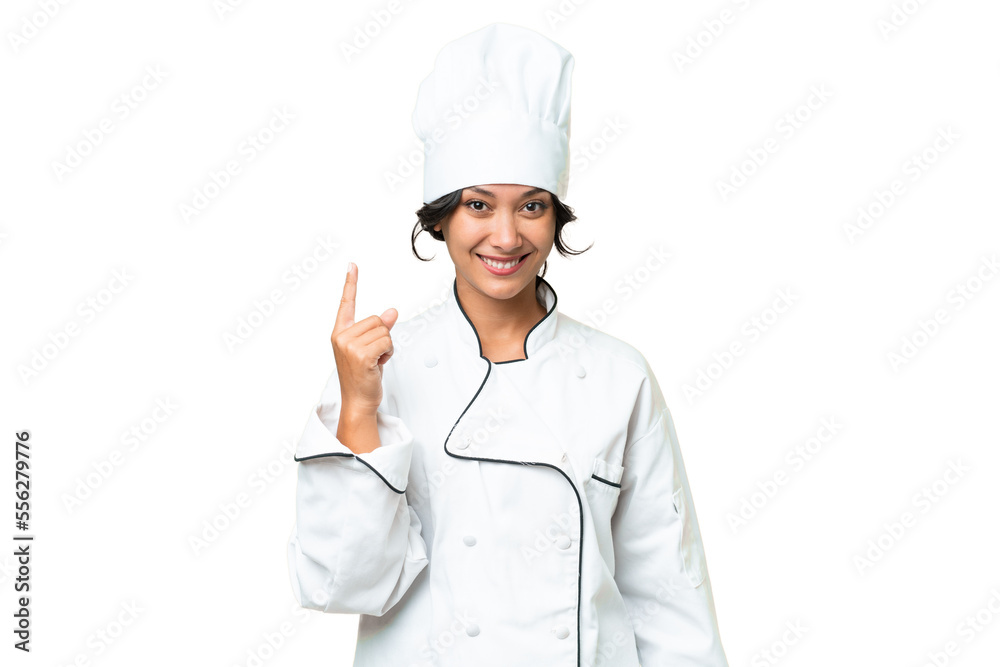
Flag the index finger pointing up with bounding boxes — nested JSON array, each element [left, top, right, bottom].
[[336, 261, 357, 332]]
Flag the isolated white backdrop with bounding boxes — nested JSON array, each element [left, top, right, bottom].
[[2, 0, 999, 665]]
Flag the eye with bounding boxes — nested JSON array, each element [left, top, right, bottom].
[[524, 201, 548, 213], [464, 199, 489, 212]]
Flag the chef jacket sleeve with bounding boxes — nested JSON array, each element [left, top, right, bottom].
[[286, 358, 429, 617], [610, 371, 729, 666]]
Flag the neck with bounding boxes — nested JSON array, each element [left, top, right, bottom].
[[455, 275, 546, 345]]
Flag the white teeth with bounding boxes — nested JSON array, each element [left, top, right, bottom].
[[481, 255, 522, 269]]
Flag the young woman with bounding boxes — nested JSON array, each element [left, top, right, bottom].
[[286, 23, 729, 667]]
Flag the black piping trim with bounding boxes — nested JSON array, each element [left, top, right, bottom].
[[590, 473, 621, 489], [452, 274, 558, 365], [355, 456, 406, 494], [293, 451, 405, 495], [293, 452, 354, 462], [443, 344, 582, 666]]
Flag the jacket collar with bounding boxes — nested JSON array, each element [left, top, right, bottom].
[[445, 274, 559, 362]]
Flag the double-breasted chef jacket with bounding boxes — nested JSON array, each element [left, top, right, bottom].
[[287, 274, 729, 667]]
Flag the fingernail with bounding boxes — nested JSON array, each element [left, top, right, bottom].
[[346, 261, 353, 274]]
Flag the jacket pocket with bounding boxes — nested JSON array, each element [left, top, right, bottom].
[[671, 487, 706, 587], [590, 457, 624, 489], [586, 457, 624, 570]]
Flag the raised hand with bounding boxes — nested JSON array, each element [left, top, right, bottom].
[[331, 262, 399, 417]]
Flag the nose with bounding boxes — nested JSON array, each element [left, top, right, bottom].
[[489, 209, 520, 249]]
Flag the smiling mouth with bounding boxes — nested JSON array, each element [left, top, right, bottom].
[[477, 253, 530, 269]]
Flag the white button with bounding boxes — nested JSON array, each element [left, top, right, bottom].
[[575, 365, 586, 378], [555, 535, 571, 550], [463, 535, 477, 546], [465, 623, 480, 637], [424, 354, 437, 368], [453, 429, 469, 450], [554, 625, 570, 639], [464, 433, 472, 446]]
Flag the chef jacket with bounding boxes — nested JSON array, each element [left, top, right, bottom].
[[286, 274, 729, 667]]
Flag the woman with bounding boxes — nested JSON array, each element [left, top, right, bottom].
[[287, 23, 730, 667]]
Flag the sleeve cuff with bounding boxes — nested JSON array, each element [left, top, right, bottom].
[[294, 401, 415, 494]]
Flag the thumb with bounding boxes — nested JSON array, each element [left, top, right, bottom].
[[380, 307, 399, 331]]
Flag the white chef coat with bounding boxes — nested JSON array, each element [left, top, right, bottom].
[[286, 274, 729, 667]]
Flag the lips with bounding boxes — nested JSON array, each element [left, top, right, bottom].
[[478, 253, 530, 263], [477, 252, 531, 274]]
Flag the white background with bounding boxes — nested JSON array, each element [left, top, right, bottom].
[[2, 0, 999, 665]]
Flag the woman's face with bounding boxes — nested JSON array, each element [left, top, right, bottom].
[[434, 183, 556, 302]]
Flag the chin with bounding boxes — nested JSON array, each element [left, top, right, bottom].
[[470, 274, 531, 297]]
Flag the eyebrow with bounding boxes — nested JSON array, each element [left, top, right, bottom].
[[468, 186, 547, 199]]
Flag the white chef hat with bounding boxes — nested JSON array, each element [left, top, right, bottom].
[[411, 22, 575, 205]]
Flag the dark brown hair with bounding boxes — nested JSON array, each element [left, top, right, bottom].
[[410, 187, 592, 278]]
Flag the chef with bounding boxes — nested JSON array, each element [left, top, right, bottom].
[[286, 22, 730, 667]]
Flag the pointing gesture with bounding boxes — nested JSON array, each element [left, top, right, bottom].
[[332, 262, 398, 417]]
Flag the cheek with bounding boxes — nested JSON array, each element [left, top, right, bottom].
[[540, 220, 557, 249], [444, 219, 477, 246]]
